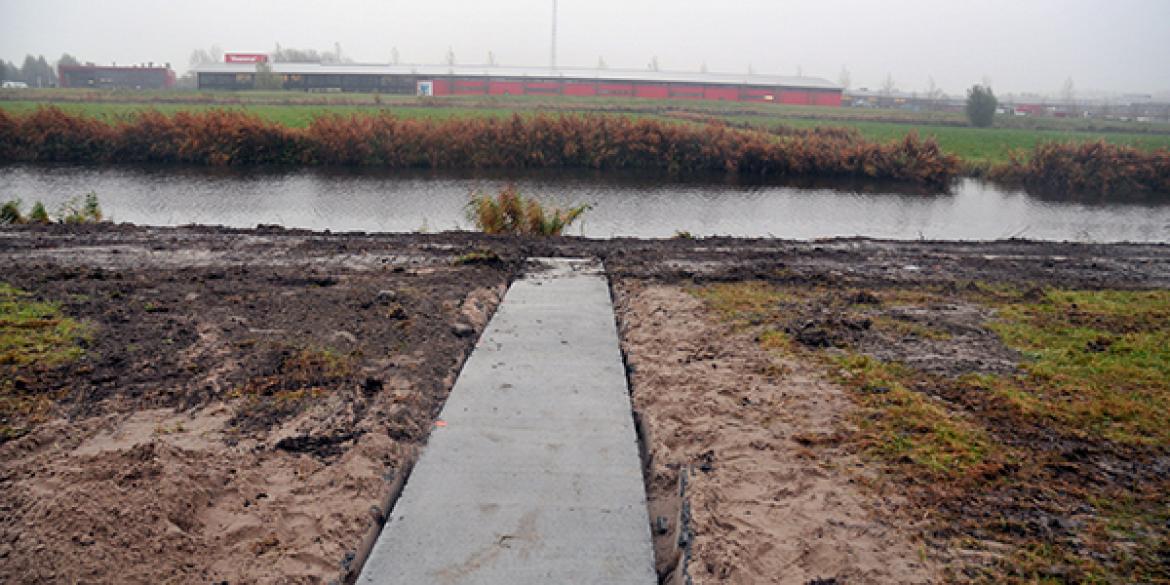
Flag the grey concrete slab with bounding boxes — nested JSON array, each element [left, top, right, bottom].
[[358, 258, 655, 585]]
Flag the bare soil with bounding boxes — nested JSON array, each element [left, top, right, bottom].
[[2, 223, 1168, 584], [600, 238, 1169, 583], [0, 225, 516, 584], [616, 283, 937, 584]]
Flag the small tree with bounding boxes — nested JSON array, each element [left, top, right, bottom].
[[925, 75, 944, 105], [1061, 77, 1076, 108], [966, 84, 997, 128], [837, 66, 851, 90], [254, 62, 283, 90]]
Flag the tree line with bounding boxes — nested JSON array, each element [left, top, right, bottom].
[[188, 43, 353, 69], [0, 54, 82, 87]]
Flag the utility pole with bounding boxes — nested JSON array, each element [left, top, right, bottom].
[[551, 0, 558, 69]]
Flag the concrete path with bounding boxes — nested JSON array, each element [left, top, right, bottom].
[[358, 258, 655, 585]]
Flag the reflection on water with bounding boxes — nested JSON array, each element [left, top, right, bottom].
[[1, 164, 1168, 242]]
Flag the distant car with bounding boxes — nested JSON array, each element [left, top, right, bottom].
[[1, 81, 30, 89]]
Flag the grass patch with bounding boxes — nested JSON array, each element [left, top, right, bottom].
[[979, 289, 1170, 446], [694, 281, 998, 480], [0, 283, 90, 367], [240, 345, 355, 397], [0, 283, 91, 438], [834, 353, 1000, 479], [1084, 493, 1170, 582], [452, 249, 502, 265], [692, 281, 798, 327], [994, 491, 1170, 583]]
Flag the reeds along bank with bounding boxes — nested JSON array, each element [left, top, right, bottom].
[[989, 140, 1170, 196], [0, 107, 961, 187]]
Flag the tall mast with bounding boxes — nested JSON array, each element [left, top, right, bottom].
[[551, 0, 558, 69]]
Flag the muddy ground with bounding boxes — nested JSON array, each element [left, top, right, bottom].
[[1, 223, 1168, 584], [0, 225, 517, 583]]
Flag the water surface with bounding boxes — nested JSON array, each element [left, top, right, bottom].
[[2, 164, 1168, 242]]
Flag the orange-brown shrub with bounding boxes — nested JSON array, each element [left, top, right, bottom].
[[3, 106, 116, 162], [0, 107, 963, 186], [990, 141, 1170, 196], [767, 124, 863, 142]]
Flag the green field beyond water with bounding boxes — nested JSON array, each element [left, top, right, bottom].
[[3, 90, 1170, 165]]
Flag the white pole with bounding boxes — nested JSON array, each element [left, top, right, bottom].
[[551, 0, 558, 69]]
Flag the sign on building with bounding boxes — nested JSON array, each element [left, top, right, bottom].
[[225, 53, 269, 64]]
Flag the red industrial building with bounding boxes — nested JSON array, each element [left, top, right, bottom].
[[195, 58, 842, 106], [59, 63, 176, 89]]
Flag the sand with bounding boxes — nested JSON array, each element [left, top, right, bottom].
[[616, 282, 939, 584]]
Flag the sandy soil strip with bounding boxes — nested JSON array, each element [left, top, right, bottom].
[[615, 282, 938, 585]]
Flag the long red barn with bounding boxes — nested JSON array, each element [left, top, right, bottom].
[[195, 61, 842, 106]]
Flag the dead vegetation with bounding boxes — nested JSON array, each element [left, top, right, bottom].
[[0, 106, 963, 186], [990, 140, 1170, 197]]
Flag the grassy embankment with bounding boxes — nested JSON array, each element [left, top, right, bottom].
[[3, 89, 1170, 166], [696, 281, 1170, 583]]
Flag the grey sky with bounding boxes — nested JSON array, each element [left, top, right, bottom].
[[2, 0, 1168, 96]]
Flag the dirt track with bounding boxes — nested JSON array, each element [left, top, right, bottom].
[[1, 224, 1167, 583]]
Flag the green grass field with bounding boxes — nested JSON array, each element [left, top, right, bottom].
[[725, 113, 1170, 165], [3, 89, 1170, 166], [0, 99, 524, 127]]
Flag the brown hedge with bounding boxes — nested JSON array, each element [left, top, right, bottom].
[[0, 106, 961, 186], [990, 140, 1170, 196]]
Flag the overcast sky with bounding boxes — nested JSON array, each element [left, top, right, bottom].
[[2, 0, 1168, 96]]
